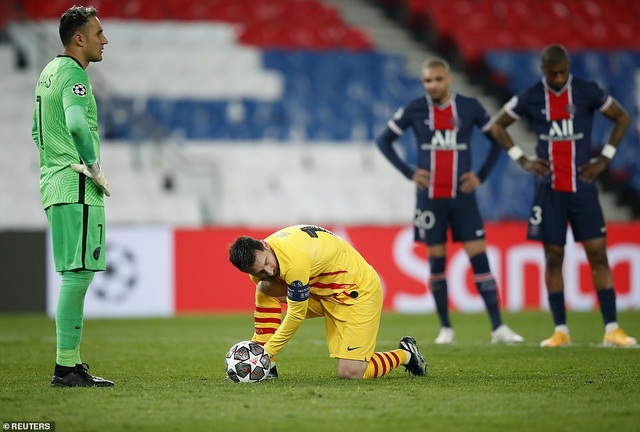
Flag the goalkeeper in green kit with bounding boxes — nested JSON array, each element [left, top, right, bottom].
[[33, 5, 113, 387]]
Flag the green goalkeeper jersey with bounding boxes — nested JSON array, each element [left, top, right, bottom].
[[32, 55, 104, 209]]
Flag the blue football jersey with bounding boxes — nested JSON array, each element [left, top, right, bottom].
[[504, 75, 612, 192], [386, 93, 493, 198]]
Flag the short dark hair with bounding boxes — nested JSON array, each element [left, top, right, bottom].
[[59, 5, 97, 46], [422, 56, 450, 72], [541, 44, 569, 66], [229, 236, 264, 273]]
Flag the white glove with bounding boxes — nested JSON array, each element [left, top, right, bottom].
[[70, 161, 111, 197]]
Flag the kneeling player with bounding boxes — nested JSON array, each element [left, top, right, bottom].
[[229, 225, 428, 380]]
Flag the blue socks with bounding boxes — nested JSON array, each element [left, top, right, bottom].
[[547, 291, 567, 326], [596, 288, 617, 325], [470, 253, 502, 331], [429, 256, 450, 328]]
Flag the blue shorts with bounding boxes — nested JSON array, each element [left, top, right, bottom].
[[413, 191, 485, 245], [526, 182, 606, 245]]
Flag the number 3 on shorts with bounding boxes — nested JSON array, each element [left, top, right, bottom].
[[529, 205, 542, 226]]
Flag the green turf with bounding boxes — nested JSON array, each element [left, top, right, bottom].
[[0, 311, 638, 432]]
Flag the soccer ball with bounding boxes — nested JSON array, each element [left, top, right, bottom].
[[225, 340, 271, 383]]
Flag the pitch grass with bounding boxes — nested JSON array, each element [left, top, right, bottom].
[[0, 312, 638, 432]]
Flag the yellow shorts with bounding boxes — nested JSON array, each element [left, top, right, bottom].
[[309, 273, 383, 362]]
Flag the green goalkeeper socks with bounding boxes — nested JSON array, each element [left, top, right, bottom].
[[55, 270, 94, 366]]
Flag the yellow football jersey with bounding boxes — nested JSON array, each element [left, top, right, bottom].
[[262, 225, 381, 356]]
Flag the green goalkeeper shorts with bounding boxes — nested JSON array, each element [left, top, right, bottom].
[[46, 203, 106, 272]]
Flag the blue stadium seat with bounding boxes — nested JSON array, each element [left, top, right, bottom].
[[97, 97, 135, 140], [570, 52, 610, 89]]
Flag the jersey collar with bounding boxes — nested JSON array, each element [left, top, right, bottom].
[[57, 54, 84, 69], [542, 74, 573, 95]]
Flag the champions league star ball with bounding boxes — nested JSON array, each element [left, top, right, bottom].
[[225, 341, 271, 383]]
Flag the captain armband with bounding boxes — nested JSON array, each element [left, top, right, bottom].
[[601, 144, 616, 160], [507, 146, 525, 162], [287, 281, 310, 302]]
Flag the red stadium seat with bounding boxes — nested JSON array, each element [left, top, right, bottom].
[[398, 0, 640, 68], [13, 0, 373, 51], [342, 28, 374, 51], [124, 1, 165, 20], [92, 0, 127, 19], [20, 0, 70, 19]]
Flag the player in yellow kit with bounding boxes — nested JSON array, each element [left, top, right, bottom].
[[228, 225, 427, 379]]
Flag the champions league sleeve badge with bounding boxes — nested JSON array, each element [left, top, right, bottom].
[[72, 83, 87, 97]]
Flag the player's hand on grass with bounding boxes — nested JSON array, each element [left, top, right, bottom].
[[70, 161, 111, 197]]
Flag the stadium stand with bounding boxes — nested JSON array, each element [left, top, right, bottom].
[[0, 0, 422, 227], [1, 0, 637, 227]]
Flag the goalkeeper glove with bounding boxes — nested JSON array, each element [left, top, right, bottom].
[[70, 161, 111, 197]]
